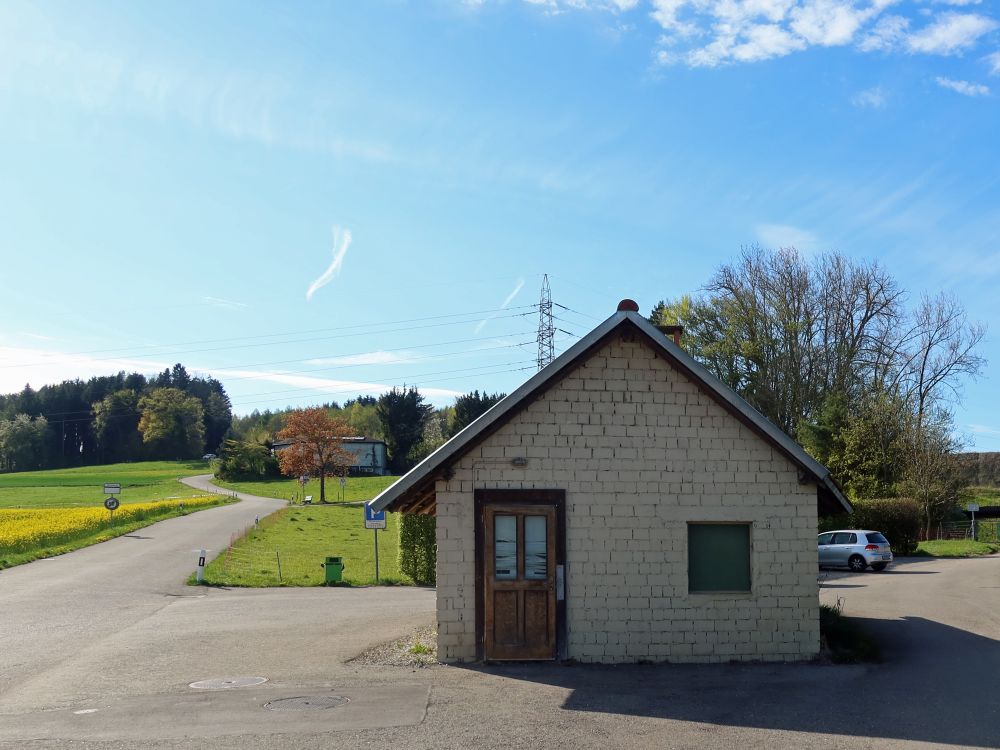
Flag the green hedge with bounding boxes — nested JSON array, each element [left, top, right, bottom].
[[398, 513, 436, 585], [977, 520, 999, 544], [819, 498, 921, 554]]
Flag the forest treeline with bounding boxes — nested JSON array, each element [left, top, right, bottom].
[[0, 359, 504, 480], [0, 364, 232, 471], [217, 389, 505, 480]]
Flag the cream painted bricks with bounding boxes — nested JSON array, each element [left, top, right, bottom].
[[434, 333, 820, 664]]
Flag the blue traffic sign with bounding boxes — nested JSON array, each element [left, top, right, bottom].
[[364, 503, 387, 529]]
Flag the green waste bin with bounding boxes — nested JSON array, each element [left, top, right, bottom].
[[323, 556, 344, 584]]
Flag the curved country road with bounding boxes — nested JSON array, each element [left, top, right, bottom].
[[0, 475, 434, 729]]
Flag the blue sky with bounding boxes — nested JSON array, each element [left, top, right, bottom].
[[1, 0, 998, 448]]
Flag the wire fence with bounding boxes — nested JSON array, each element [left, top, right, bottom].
[[930, 520, 999, 542]]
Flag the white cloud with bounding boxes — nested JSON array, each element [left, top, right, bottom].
[[969, 423, 1000, 437], [210, 366, 463, 409], [852, 85, 887, 107], [305, 351, 417, 367], [306, 227, 352, 301], [755, 223, 821, 252], [733, 24, 808, 61], [0, 346, 170, 395], [935, 75, 990, 95], [475, 278, 526, 333], [0, 7, 392, 162], [790, 0, 871, 46], [511, 0, 1000, 68], [987, 50, 1000, 74], [201, 296, 248, 310], [906, 12, 998, 54], [858, 14, 909, 50]]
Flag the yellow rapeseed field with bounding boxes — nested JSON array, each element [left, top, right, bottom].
[[0, 497, 222, 554]]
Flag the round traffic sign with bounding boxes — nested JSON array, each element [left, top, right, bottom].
[[104, 497, 120, 511]]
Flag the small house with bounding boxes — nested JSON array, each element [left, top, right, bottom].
[[272, 437, 389, 476], [369, 301, 850, 663]]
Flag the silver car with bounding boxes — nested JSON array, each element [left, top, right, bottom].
[[818, 530, 893, 572]]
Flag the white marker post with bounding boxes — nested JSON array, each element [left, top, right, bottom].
[[196, 548, 207, 583]]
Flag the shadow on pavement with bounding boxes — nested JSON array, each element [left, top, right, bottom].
[[458, 616, 999, 748]]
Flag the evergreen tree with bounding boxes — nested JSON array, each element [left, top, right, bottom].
[[451, 390, 506, 436], [377, 387, 432, 473]]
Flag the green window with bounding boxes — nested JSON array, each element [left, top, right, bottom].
[[688, 523, 752, 593]]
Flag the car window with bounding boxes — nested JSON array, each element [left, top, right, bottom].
[[831, 532, 854, 544], [866, 532, 889, 544], [817, 533, 834, 546], [848, 533, 857, 544]]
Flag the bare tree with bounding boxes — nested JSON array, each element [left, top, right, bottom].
[[890, 293, 986, 432], [651, 247, 986, 505]]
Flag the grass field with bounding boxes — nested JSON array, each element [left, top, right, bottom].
[[914, 540, 1000, 557], [963, 486, 1000, 508], [0, 495, 234, 568], [213, 474, 399, 504], [197, 504, 407, 586], [0, 460, 211, 508]]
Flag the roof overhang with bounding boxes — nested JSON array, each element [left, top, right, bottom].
[[369, 310, 852, 517]]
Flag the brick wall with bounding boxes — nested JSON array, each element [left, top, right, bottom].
[[434, 333, 820, 663]]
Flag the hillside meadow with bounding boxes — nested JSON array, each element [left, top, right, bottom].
[[213, 474, 398, 504], [0, 460, 232, 567], [0, 460, 211, 508]]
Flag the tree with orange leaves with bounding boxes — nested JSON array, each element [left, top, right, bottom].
[[276, 408, 354, 503]]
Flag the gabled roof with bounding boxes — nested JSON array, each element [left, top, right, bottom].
[[369, 307, 852, 517]]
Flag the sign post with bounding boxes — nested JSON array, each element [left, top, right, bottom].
[[970, 503, 980, 541], [103, 482, 121, 524], [364, 504, 387, 583]]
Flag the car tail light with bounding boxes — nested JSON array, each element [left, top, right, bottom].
[[865, 544, 879, 551]]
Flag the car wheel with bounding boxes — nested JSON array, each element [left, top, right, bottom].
[[871, 562, 887, 571], [848, 555, 868, 573]]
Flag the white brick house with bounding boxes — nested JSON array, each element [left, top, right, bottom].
[[369, 301, 851, 664]]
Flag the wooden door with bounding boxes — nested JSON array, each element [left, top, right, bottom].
[[483, 504, 557, 660]]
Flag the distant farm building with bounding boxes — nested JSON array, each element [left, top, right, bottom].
[[271, 437, 389, 476]]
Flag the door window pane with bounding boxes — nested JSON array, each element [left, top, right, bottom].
[[524, 515, 548, 580], [494, 515, 517, 580], [688, 523, 751, 592]]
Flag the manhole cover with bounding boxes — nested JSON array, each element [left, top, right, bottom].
[[189, 677, 268, 690], [264, 696, 349, 711]]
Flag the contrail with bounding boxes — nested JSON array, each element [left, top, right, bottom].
[[306, 227, 352, 301], [475, 278, 525, 333]]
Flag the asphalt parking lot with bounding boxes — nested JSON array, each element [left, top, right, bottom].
[[2, 490, 998, 750]]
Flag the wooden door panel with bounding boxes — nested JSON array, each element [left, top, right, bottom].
[[523, 590, 552, 651], [492, 591, 520, 645]]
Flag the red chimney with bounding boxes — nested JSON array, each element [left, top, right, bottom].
[[657, 324, 683, 346]]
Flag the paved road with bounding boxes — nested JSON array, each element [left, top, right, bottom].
[[2, 487, 998, 750], [0, 476, 436, 737]]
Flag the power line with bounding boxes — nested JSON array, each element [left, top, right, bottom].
[[228, 362, 538, 411], [27, 359, 540, 424], [205, 334, 536, 378], [2, 306, 539, 369]]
